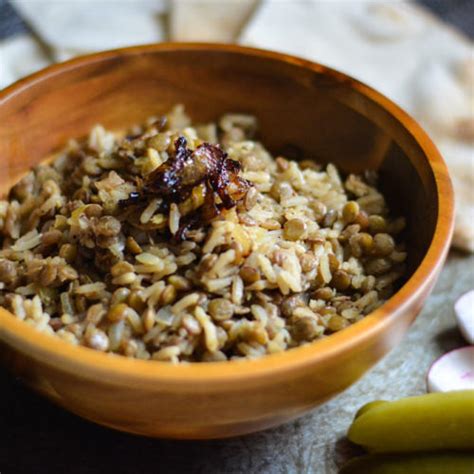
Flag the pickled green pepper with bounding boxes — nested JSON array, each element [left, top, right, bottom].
[[348, 390, 474, 453], [340, 452, 474, 474]]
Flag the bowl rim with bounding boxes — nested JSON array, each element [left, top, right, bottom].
[[0, 42, 454, 385]]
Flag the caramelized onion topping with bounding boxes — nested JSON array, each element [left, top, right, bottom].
[[121, 137, 252, 239]]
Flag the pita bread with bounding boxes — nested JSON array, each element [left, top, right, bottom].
[[0, 34, 50, 89], [11, 0, 166, 54], [169, 0, 257, 42]]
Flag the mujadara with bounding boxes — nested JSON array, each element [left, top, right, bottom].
[[0, 106, 407, 362]]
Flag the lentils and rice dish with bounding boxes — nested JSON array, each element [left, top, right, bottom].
[[0, 106, 407, 362]]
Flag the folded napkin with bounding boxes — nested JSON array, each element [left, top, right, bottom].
[[240, 0, 474, 251]]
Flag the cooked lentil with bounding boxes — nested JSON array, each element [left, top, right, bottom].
[[0, 105, 407, 362]]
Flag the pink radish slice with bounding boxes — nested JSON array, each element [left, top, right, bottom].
[[427, 346, 474, 393], [455, 290, 474, 344]]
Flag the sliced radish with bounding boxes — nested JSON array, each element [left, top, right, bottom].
[[455, 290, 474, 344], [427, 347, 474, 393]]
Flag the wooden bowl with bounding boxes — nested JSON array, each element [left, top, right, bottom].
[[0, 44, 454, 439]]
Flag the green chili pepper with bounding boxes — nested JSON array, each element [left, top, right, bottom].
[[340, 452, 474, 474], [348, 390, 474, 453]]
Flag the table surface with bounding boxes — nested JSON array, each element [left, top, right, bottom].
[[1, 1, 473, 473]]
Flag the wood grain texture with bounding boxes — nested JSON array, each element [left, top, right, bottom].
[[0, 44, 454, 439]]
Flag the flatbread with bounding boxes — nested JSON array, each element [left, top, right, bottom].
[[0, 34, 50, 89], [11, 0, 166, 55], [169, 0, 257, 42]]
